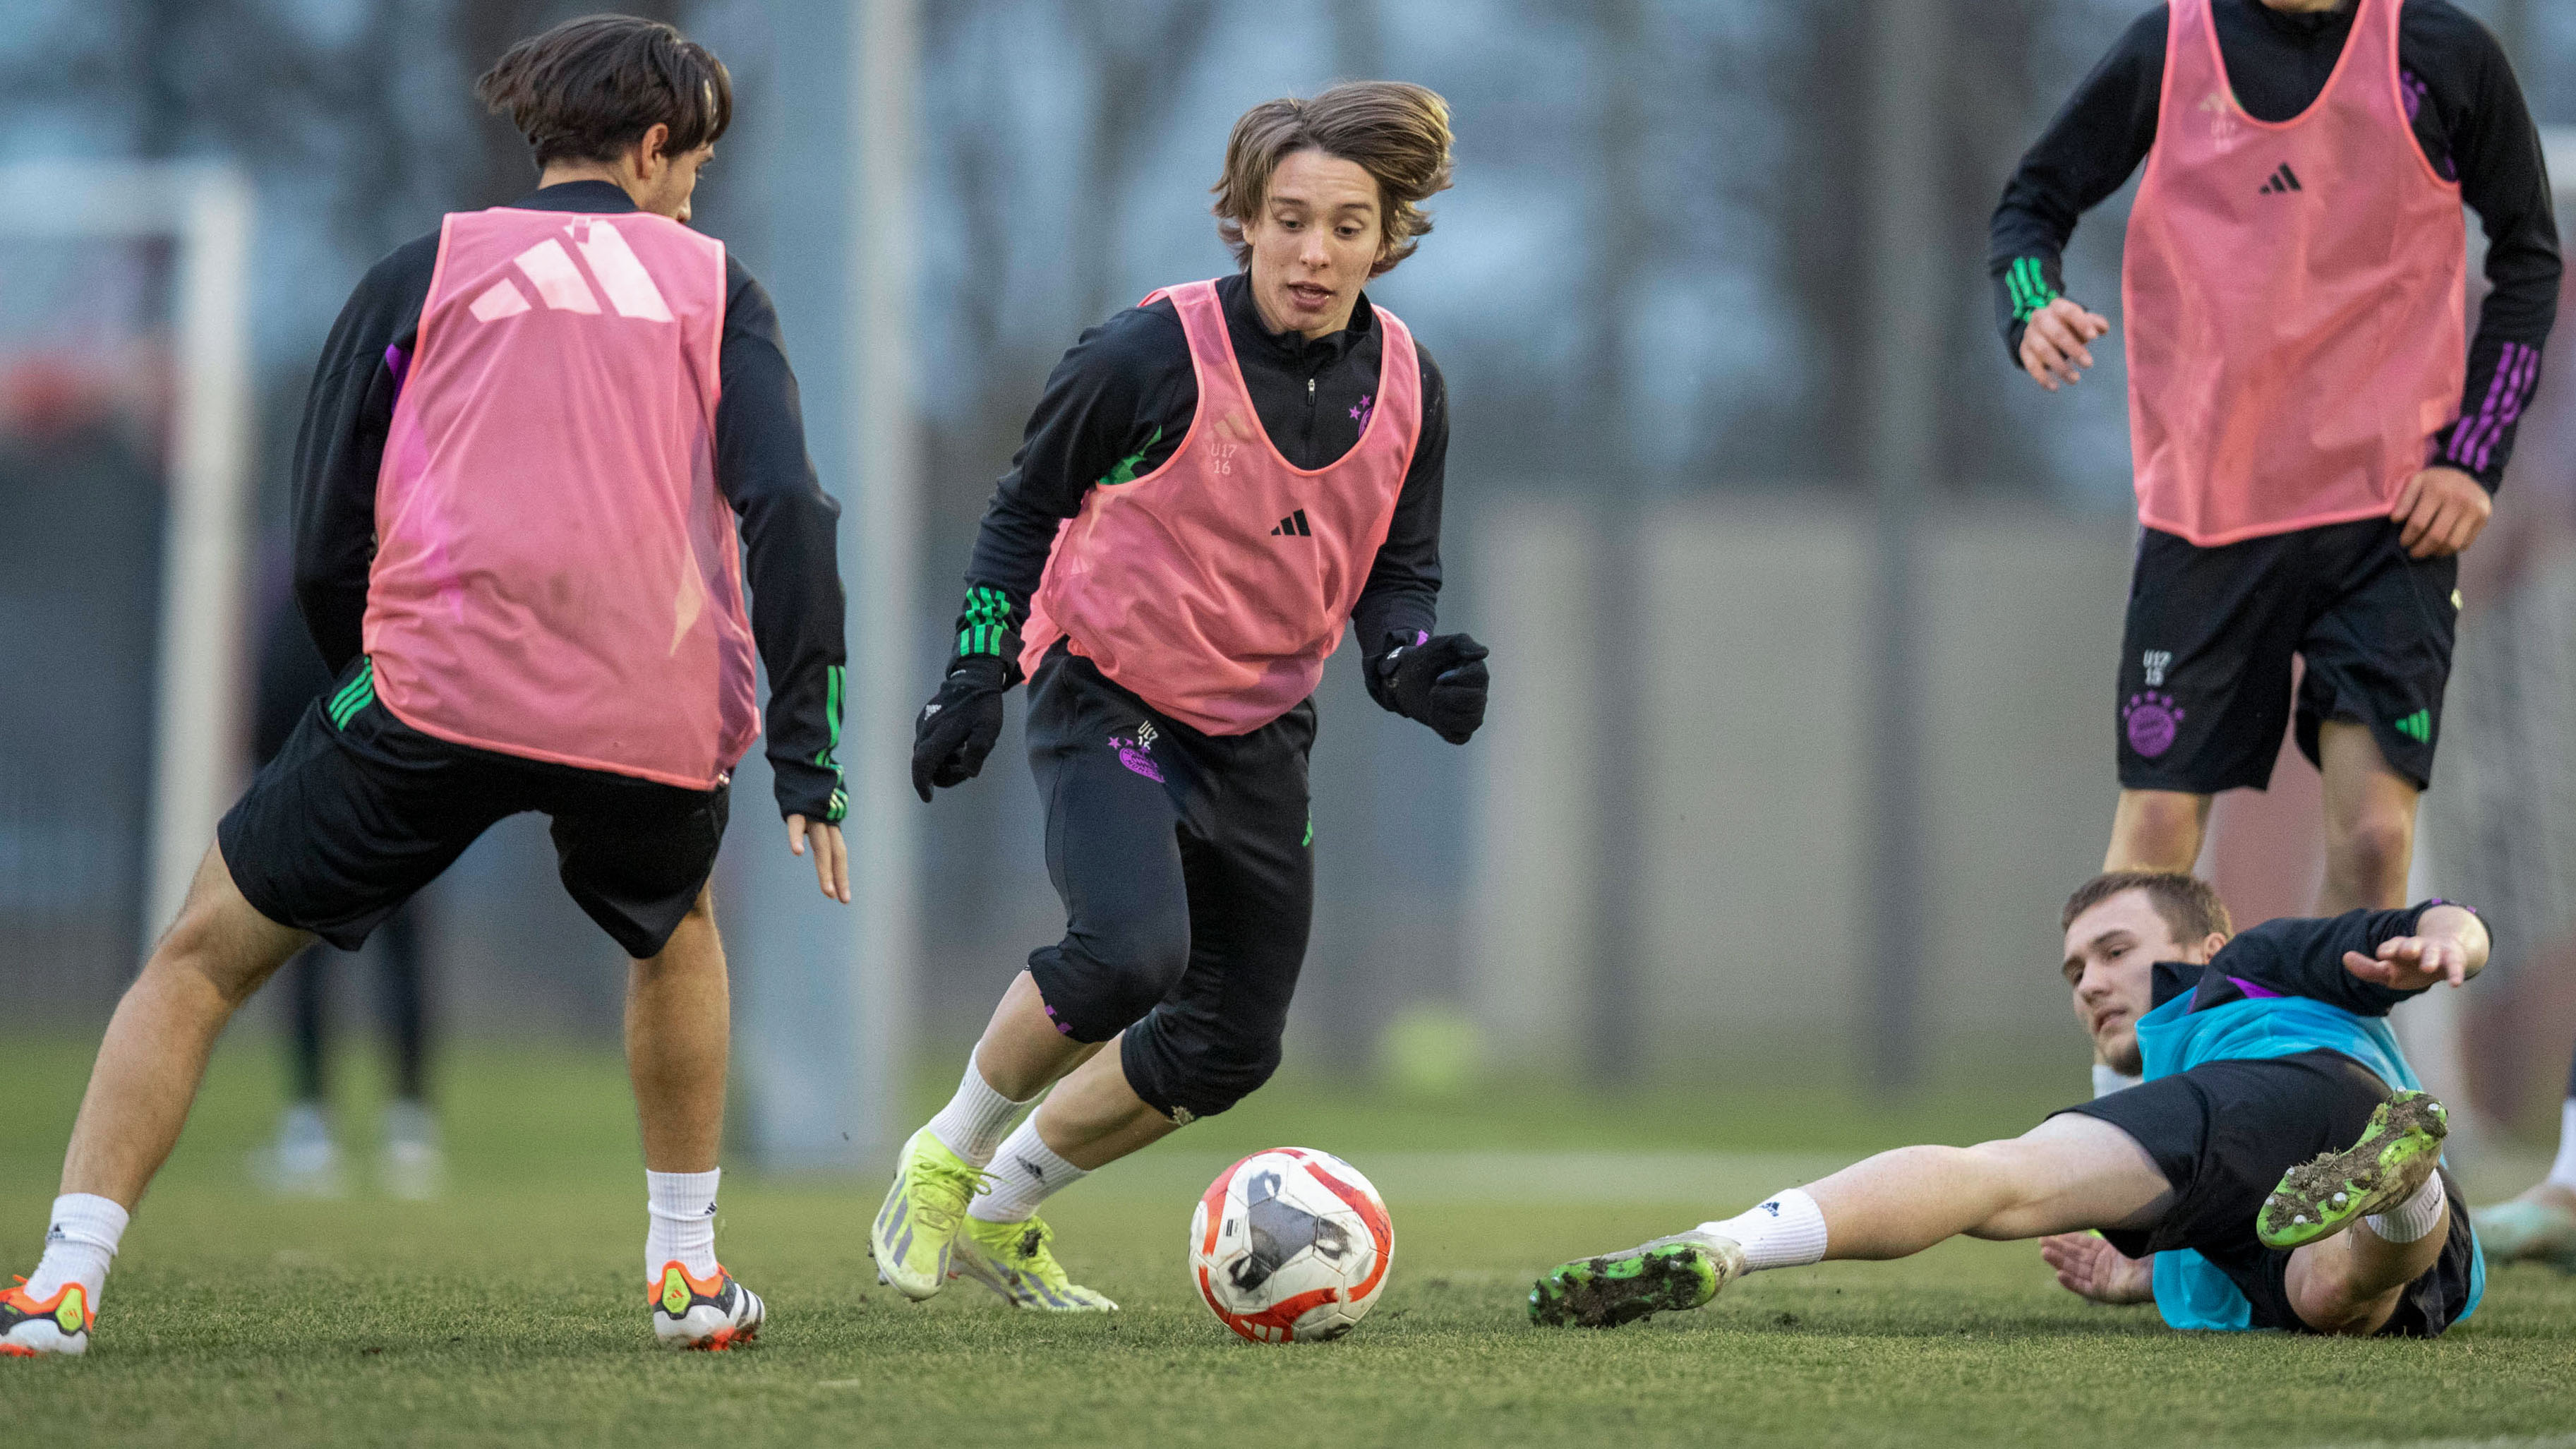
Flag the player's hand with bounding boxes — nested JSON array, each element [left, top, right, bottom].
[[2039, 1232, 2153, 1305], [2390, 466, 2491, 559], [2344, 934, 2471, 991], [1379, 632, 1490, 745], [2018, 296, 2112, 392], [911, 655, 1009, 802], [787, 814, 850, 903]]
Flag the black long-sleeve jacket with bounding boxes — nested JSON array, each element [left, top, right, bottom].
[[950, 271, 1445, 688], [289, 180, 848, 822], [1990, 0, 2561, 489]]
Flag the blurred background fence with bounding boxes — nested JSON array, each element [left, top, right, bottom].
[[6, 0, 2576, 1165]]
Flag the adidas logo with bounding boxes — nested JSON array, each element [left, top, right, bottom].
[[2257, 162, 2304, 196], [1270, 509, 1313, 538], [2393, 709, 2431, 744]]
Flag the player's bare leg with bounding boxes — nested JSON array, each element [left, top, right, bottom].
[[2105, 789, 2209, 874], [1, 846, 308, 1355], [61, 846, 313, 1210], [622, 886, 762, 1349], [2315, 721, 2419, 913], [930, 1004, 1169, 1313], [1532, 1115, 2173, 1326], [626, 886, 728, 1176]]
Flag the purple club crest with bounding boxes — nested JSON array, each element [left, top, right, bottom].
[[1110, 726, 1164, 783], [2124, 692, 2185, 758]]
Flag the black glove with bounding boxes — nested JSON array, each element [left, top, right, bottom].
[[1372, 632, 1490, 745], [910, 654, 1009, 802]]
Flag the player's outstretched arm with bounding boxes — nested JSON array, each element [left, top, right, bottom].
[[2342, 904, 2489, 991]]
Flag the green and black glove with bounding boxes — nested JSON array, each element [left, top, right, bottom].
[[911, 654, 1009, 802]]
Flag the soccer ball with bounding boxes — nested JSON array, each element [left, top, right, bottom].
[[1188, 1146, 1392, 1343]]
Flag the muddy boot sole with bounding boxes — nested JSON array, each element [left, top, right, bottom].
[[1528, 1237, 1735, 1329], [2258, 1090, 2448, 1251]]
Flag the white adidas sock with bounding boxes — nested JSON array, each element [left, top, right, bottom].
[[2364, 1170, 2448, 1245], [1696, 1187, 1829, 1273], [646, 1169, 721, 1280], [969, 1118, 1087, 1225], [2548, 1098, 2576, 1191], [28, 1194, 128, 1303], [927, 1052, 1032, 1168]]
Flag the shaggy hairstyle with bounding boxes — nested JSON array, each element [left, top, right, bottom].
[[2060, 871, 2234, 946], [475, 14, 732, 172], [1212, 81, 1455, 277]]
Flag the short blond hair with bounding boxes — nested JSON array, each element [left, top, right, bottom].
[[1212, 81, 1455, 278]]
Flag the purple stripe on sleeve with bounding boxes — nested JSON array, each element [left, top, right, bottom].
[[2448, 342, 2519, 467], [383, 342, 412, 400], [2473, 340, 2534, 471], [2226, 976, 2285, 1000]]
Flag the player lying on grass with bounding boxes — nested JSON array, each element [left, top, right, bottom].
[[4, 16, 847, 1358], [1531, 872, 2489, 1337]]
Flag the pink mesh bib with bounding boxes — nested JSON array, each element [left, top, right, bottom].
[[364, 205, 756, 788], [2123, 0, 2465, 546], [1021, 280, 1422, 734]]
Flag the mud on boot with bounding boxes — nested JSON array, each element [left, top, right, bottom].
[[1528, 1234, 1743, 1328], [2258, 1090, 2448, 1251]]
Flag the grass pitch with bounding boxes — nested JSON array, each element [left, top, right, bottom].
[[4, 1040, 2574, 1447]]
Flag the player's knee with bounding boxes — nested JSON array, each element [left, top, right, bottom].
[[2326, 810, 2414, 891], [1167, 1036, 1285, 1121], [1032, 913, 1192, 1042], [2112, 791, 2207, 870]]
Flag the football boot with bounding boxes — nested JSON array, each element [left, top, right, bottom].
[[651, 1261, 763, 1351], [1529, 1230, 1745, 1328], [1, 1277, 93, 1358], [953, 1215, 1117, 1311], [870, 1126, 989, 1300], [2258, 1090, 2449, 1250]]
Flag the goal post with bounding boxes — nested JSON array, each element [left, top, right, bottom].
[[0, 161, 255, 948]]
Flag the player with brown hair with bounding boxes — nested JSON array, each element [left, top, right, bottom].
[[874, 81, 1487, 1312], [4, 13, 845, 1357]]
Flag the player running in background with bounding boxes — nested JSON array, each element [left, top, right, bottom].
[[2473, 1069, 2576, 1270], [879, 83, 1487, 1312], [245, 578, 442, 1200], [3, 16, 848, 1357], [1532, 874, 2488, 1337], [1992, 0, 2559, 1096]]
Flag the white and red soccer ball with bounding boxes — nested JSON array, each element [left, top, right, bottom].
[[1189, 1146, 1392, 1343]]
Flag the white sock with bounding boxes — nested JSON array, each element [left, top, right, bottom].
[[28, 1194, 128, 1303], [2548, 1098, 2576, 1191], [969, 1118, 1087, 1224], [646, 1169, 721, 1280], [2093, 1063, 2143, 1099], [1697, 1187, 1829, 1273], [927, 1052, 1032, 1168], [2364, 1170, 2448, 1245]]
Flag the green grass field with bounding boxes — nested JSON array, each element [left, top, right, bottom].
[[5, 1038, 2575, 1448]]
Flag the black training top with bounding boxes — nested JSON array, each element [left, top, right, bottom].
[[952, 270, 1445, 678], [1990, 0, 2562, 491], [2150, 903, 2455, 1018], [289, 179, 848, 822]]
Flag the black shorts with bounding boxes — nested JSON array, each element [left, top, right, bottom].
[[2117, 519, 2457, 793], [1021, 643, 1315, 1122], [2066, 1050, 2477, 1337], [217, 656, 730, 959]]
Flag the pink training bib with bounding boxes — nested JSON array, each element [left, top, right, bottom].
[[364, 205, 757, 789], [1020, 279, 1422, 735], [2123, 0, 2465, 547]]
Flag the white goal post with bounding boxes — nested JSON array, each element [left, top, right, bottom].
[[0, 161, 254, 946]]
